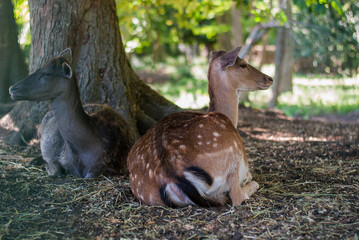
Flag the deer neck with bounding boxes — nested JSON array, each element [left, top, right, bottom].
[[208, 70, 239, 127], [49, 78, 99, 152]]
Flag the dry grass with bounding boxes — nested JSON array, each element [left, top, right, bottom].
[[1, 107, 358, 239]]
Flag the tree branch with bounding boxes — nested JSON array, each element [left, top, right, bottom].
[[238, 21, 289, 58]]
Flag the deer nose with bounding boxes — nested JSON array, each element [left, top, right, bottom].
[[267, 76, 273, 82], [9, 85, 21, 100], [9, 86, 15, 95]]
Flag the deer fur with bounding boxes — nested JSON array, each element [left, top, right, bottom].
[[127, 47, 273, 207], [9, 48, 138, 178]]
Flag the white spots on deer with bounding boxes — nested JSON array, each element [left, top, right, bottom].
[[179, 145, 187, 151], [198, 141, 203, 145], [146, 163, 150, 170], [213, 132, 220, 137], [197, 135, 202, 139], [149, 169, 153, 178], [199, 124, 204, 128], [213, 143, 218, 148], [206, 141, 211, 145], [233, 141, 238, 148]]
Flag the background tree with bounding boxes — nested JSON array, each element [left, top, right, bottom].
[[0, 0, 27, 111], [1, 0, 179, 145], [268, 0, 294, 108]]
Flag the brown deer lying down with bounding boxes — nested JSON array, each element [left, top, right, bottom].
[[127, 47, 273, 207], [9, 49, 137, 178]]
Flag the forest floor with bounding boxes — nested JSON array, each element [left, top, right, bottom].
[[0, 107, 358, 239]]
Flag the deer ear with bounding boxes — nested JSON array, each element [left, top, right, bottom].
[[61, 62, 72, 79], [220, 46, 242, 70], [58, 48, 72, 63], [209, 50, 226, 63]]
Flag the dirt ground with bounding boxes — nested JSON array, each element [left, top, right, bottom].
[[0, 107, 358, 239]]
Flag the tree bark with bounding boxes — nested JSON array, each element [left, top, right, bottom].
[[1, 0, 180, 145], [0, 0, 28, 106]]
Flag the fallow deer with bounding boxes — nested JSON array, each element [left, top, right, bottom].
[[127, 47, 273, 207], [9, 49, 138, 178]]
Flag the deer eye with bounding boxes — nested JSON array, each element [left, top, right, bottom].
[[239, 63, 247, 69]]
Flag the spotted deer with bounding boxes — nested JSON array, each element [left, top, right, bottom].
[[9, 49, 138, 178], [127, 47, 273, 207]]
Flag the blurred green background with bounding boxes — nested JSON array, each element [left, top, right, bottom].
[[8, 0, 359, 118]]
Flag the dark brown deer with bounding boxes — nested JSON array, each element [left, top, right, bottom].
[[9, 49, 138, 178], [127, 47, 273, 207]]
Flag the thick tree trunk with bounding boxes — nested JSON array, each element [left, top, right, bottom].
[[1, 0, 180, 145], [0, 0, 28, 107]]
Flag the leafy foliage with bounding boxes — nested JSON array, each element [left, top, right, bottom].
[[292, 0, 359, 75], [11, 0, 30, 60], [116, 0, 234, 55]]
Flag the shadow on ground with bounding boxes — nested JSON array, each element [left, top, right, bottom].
[[0, 107, 358, 239]]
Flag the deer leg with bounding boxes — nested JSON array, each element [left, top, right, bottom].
[[46, 159, 65, 176], [241, 181, 259, 199], [228, 173, 246, 206]]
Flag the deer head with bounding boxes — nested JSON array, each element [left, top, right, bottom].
[[208, 47, 273, 126], [9, 48, 73, 101], [209, 47, 273, 92]]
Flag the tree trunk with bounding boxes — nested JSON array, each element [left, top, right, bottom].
[[268, 0, 293, 108], [1, 0, 180, 145], [231, 3, 243, 49], [259, 34, 268, 70], [259, 0, 273, 70], [230, 3, 249, 103], [0, 0, 28, 106], [278, 0, 293, 93], [268, 27, 286, 108], [216, 12, 232, 51]]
